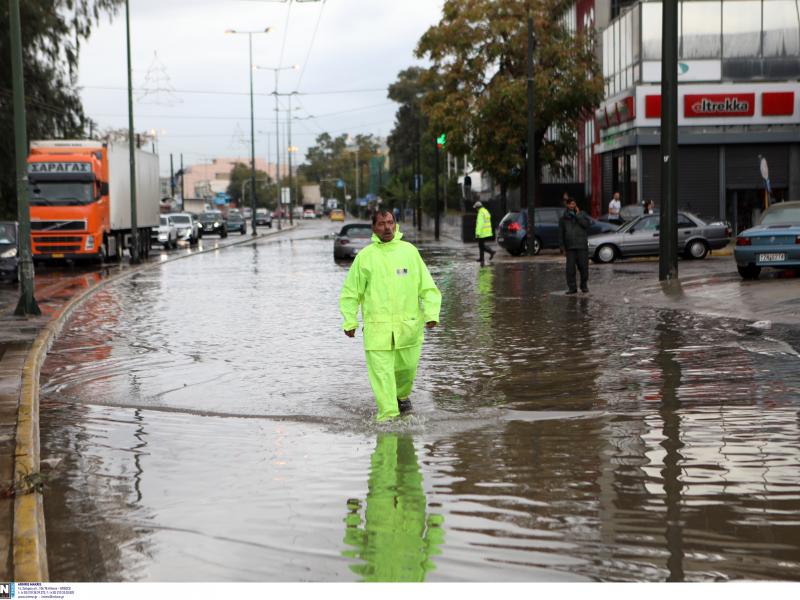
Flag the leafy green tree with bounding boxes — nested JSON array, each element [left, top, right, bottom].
[[415, 0, 603, 201], [0, 0, 125, 218], [226, 162, 274, 209]]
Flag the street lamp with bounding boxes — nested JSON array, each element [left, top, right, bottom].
[[226, 26, 272, 236], [256, 64, 298, 228]]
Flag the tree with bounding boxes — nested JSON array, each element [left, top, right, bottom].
[[415, 0, 603, 200], [0, 0, 125, 218], [226, 162, 274, 208]]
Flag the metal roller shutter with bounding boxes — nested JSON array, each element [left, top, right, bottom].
[[726, 144, 788, 188], [602, 153, 613, 207], [678, 146, 719, 220], [641, 147, 661, 205]]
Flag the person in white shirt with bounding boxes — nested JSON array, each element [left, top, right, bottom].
[[608, 192, 621, 219]]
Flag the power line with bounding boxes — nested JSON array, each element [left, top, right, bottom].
[[294, 0, 327, 92], [79, 85, 389, 97], [276, 0, 294, 87]]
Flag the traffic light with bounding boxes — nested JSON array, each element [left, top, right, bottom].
[[436, 133, 446, 149]]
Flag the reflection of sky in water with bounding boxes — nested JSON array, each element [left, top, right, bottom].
[[40, 227, 800, 581]]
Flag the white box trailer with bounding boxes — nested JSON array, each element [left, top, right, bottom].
[[107, 142, 160, 231]]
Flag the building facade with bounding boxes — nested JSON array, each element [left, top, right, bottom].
[[592, 0, 800, 231]]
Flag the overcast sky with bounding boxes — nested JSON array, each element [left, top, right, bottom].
[[77, 0, 444, 176]]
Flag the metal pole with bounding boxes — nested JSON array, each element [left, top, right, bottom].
[[526, 14, 537, 255], [248, 34, 258, 236], [416, 116, 421, 231], [180, 153, 185, 211], [434, 138, 440, 241], [125, 0, 139, 264], [287, 95, 294, 226], [659, 0, 679, 281], [10, 0, 40, 316], [170, 153, 175, 198], [274, 71, 282, 230], [354, 146, 360, 205]]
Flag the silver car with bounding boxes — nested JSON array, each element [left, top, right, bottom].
[[333, 223, 373, 260], [152, 215, 178, 249], [588, 212, 732, 263], [168, 213, 200, 245]]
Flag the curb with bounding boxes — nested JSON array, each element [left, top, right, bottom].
[[11, 225, 295, 581]]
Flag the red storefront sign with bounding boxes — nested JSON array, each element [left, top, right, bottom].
[[684, 93, 755, 117], [762, 91, 795, 116], [645, 95, 662, 118]]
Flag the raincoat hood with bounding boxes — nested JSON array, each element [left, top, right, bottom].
[[371, 225, 403, 245]]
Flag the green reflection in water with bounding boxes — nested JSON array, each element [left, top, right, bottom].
[[343, 434, 444, 582]]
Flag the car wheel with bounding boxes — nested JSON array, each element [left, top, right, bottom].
[[686, 239, 708, 260], [596, 244, 617, 263], [533, 236, 542, 255], [738, 265, 761, 280]]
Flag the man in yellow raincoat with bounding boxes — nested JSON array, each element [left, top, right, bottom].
[[473, 201, 495, 264], [340, 209, 442, 421]]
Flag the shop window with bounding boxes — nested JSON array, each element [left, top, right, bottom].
[[642, 2, 663, 60]]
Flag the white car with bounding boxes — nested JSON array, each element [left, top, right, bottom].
[[168, 213, 200, 245], [153, 215, 178, 249]]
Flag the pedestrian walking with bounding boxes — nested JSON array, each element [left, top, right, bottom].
[[339, 209, 442, 421], [559, 197, 591, 294], [608, 191, 621, 220], [473, 201, 495, 263], [644, 199, 655, 214]]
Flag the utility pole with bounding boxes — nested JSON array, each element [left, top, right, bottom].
[[10, 0, 40, 316], [248, 33, 258, 236], [275, 75, 282, 230], [526, 14, 537, 256], [659, 0, 679, 281], [125, 0, 139, 264], [287, 94, 295, 226]]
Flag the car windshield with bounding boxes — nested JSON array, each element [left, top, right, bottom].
[[228, 214, 243, 221], [760, 204, 800, 225], [171, 215, 191, 224], [342, 226, 372, 238], [30, 181, 94, 206], [256, 209, 267, 215], [0, 224, 16, 244], [160, 217, 169, 226], [202, 213, 220, 220]]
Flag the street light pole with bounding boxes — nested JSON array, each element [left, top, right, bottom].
[[287, 93, 296, 225], [126, 0, 140, 264], [226, 27, 272, 236], [9, 0, 40, 316], [659, 0, 679, 281]]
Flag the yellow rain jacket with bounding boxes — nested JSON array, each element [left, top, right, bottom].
[[475, 206, 493, 239], [340, 231, 441, 351]]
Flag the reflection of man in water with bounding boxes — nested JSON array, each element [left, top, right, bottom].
[[343, 434, 444, 582], [340, 209, 442, 421]]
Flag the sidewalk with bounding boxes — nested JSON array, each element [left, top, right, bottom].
[[0, 226, 295, 581]]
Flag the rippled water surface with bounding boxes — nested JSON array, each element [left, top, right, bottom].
[[40, 221, 800, 581]]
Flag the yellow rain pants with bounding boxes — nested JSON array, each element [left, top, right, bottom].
[[365, 343, 422, 421]]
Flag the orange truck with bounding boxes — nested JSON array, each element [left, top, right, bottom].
[[27, 140, 160, 261]]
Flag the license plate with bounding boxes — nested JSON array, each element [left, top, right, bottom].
[[498, 237, 504, 242], [759, 253, 786, 262], [52, 253, 64, 258]]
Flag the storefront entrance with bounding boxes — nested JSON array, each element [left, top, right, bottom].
[[725, 188, 787, 233]]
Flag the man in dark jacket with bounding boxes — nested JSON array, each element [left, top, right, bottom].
[[559, 197, 591, 294]]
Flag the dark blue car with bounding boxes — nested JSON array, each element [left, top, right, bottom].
[[496, 208, 618, 255], [734, 200, 800, 279]]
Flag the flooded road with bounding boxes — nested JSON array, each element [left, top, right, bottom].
[[39, 220, 800, 581]]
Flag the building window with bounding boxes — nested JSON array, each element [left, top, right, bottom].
[[723, 1, 763, 57], [762, 0, 800, 57], [682, 0, 722, 58]]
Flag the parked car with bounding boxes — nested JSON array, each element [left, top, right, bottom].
[[227, 212, 247, 235], [152, 215, 178, 249], [330, 209, 345, 222], [168, 212, 200, 245], [334, 223, 373, 259], [734, 200, 800, 279], [198, 211, 227, 238], [588, 212, 732, 263], [255, 208, 273, 228], [0, 221, 19, 283], [303, 209, 316, 220], [496, 208, 618, 255]]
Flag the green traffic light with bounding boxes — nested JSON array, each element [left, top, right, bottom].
[[436, 133, 446, 147]]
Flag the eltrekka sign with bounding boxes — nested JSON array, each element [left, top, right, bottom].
[[684, 93, 755, 117]]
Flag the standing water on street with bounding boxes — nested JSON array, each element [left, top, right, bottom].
[[39, 222, 800, 581]]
